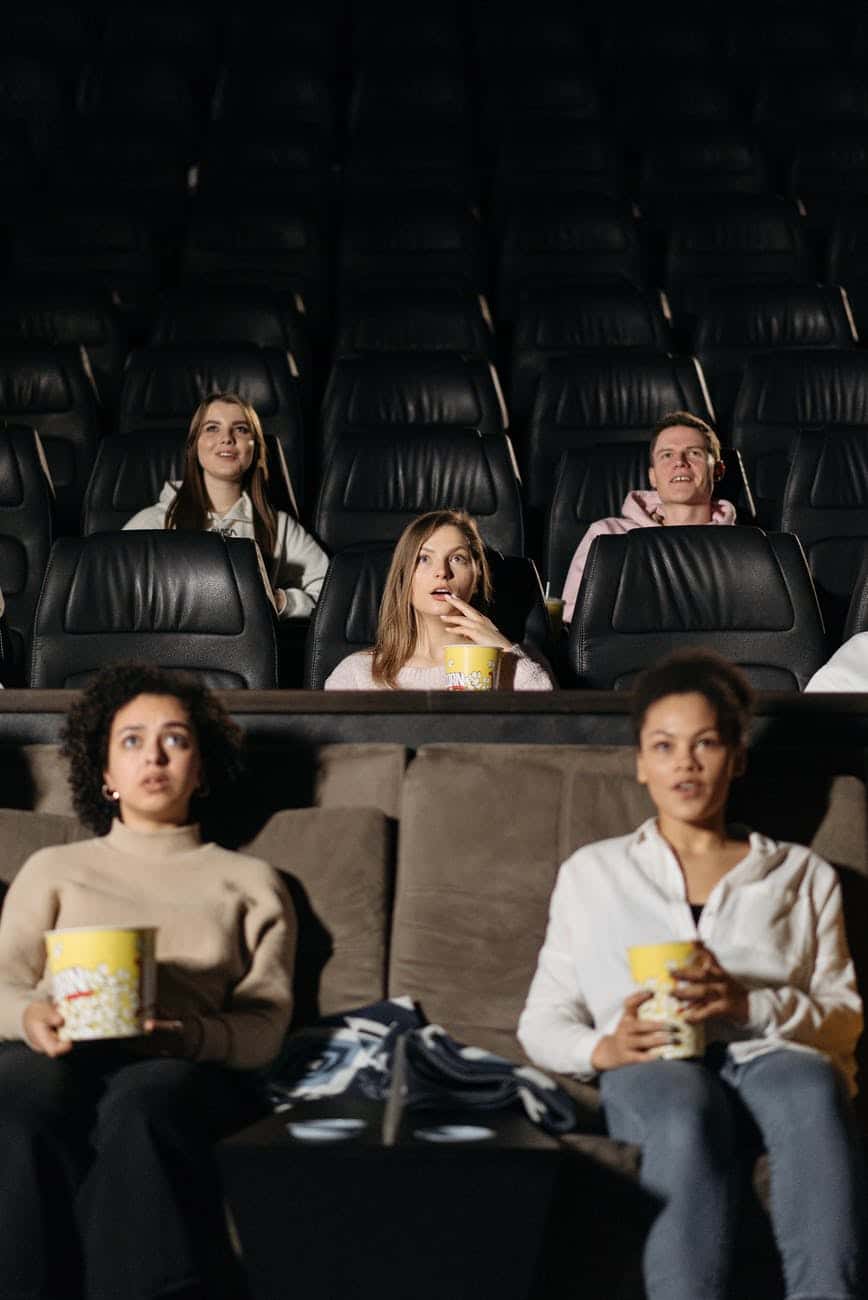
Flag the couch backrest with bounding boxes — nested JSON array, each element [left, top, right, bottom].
[[388, 745, 655, 1058], [388, 743, 868, 1061]]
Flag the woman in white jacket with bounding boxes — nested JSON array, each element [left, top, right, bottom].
[[124, 392, 328, 619], [519, 649, 865, 1300]]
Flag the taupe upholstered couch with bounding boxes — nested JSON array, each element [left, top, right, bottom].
[[1, 741, 865, 1295]]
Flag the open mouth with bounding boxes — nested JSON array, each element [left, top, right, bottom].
[[672, 781, 701, 795], [431, 587, 452, 599]]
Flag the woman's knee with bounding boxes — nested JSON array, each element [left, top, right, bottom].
[[603, 1061, 736, 1149], [740, 1049, 852, 1130], [0, 1043, 78, 1125]]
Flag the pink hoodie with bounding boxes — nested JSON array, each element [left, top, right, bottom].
[[561, 489, 737, 623]]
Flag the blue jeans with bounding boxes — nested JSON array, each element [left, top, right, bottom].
[[599, 1047, 866, 1300]]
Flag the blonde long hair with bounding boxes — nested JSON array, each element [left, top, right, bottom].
[[165, 391, 277, 558], [372, 509, 493, 688]]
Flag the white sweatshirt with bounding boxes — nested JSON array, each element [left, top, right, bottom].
[[518, 818, 861, 1093], [124, 482, 329, 619], [804, 632, 868, 693], [324, 646, 554, 691]]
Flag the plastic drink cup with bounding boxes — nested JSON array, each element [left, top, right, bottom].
[[627, 941, 706, 1060], [544, 597, 565, 637], [444, 644, 502, 691], [45, 926, 157, 1041]]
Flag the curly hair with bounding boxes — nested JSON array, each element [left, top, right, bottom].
[[61, 662, 246, 835], [631, 649, 754, 750]]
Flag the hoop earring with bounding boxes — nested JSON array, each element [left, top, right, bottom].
[[101, 783, 120, 803]]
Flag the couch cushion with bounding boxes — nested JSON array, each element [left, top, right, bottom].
[[246, 807, 391, 1027], [388, 745, 655, 1059], [315, 744, 408, 821], [0, 808, 89, 891]]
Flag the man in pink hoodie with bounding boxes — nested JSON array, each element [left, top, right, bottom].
[[562, 412, 737, 623]]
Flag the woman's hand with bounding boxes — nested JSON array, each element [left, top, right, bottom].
[[142, 1014, 188, 1058], [273, 588, 287, 616], [439, 594, 513, 651], [673, 943, 749, 1025], [23, 1000, 73, 1057], [591, 990, 673, 1071]]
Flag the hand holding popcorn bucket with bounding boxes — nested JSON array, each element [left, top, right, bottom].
[[444, 643, 502, 691], [45, 926, 157, 1041], [628, 941, 706, 1060]]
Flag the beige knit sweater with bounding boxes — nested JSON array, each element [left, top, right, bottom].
[[0, 820, 296, 1070]]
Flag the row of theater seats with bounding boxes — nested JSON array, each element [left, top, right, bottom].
[[9, 5, 868, 187], [2, 330, 868, 530], [7, 192, 868, 348], [13, 524, 864, 692], [8, 341, 868, 676], [0, 275, 861, 437]]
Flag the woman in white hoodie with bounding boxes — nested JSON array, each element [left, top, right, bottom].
[[124, 392, 328, 619], [561, 412, 736, 623]]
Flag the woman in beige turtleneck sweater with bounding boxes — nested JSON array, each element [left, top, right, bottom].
[[0, 664, 296, 1300]]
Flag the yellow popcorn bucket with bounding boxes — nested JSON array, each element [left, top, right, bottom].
[[627, 941, 705, 1061], [45, 926, 157, 1041], [444, 644, 502, 691]]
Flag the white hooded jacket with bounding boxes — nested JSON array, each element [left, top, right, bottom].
[[123, 482, 329, 619]]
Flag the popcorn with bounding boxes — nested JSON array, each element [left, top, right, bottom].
[[45, 927, 157, 1041]]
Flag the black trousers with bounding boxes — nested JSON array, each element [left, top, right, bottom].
[[0, 1040, 264, 1300]]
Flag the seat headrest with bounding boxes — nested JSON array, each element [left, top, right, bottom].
[[61, 532, 247, 635], [533, 353, 707, 431], [735, 350, 868, 426], [609, 527, 794, 632], [121, 345, 284, 422]]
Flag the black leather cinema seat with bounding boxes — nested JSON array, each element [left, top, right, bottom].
[[0, 425, 53, 683], [148, 288, 312, 423], [150, 288, 308, 365], [0, 285, 127, 412], [497, 197, 646, 322], [568, 527, 825, 691], [314, 429, 523, 555], [305, 543, 548, 689], [525, 351, 713, 514], [779, 429, 868, 646], [664, 198, 812, 325], [842, 549, 868, 639], [118, 345, 304, 513], [732, 349, 868, 530], [340, 193, 485, 290], [82, 432, 296, 536], [638, 128, 771, 206], [335, 283, 494, 361], [510, 286, 672, 428], [0, 346, 101, 535], [320, 354, 507, 470], [693, 285, 856, 433], [30, 533, 278, 689], [8, 205, 161, 321], [827, 203, 868, 337], [181, 205, 329, 334], [544, 442, 753, 601]]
